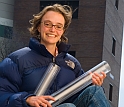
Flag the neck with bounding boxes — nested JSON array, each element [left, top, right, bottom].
[[45, 44, 57, 56]]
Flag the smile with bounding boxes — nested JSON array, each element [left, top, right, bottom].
[[47, 34, 56, 37]]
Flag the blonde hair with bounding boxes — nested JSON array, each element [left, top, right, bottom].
[[28, 4, 72, 44]]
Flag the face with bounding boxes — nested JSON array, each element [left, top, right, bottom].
[[38, 11, 65, 46]]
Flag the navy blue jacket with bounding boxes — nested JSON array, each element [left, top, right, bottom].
[[0, 38, 84, 107]]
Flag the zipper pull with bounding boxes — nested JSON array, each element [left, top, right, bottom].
[[53, 57, 55, 63]]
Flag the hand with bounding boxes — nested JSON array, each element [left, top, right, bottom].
[[91, 71, 106, 86], [26, 95, 55, 107]]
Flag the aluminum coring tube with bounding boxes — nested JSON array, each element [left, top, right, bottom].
[[49, 61, 111, 107], [34, 63, 61, 96]]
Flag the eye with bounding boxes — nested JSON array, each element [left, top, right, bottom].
[[56, 25, 63, 29], [45, 22, 51, 26]]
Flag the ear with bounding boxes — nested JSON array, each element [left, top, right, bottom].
[[37, 25, 41, 32], [62, 29, 66, 35]]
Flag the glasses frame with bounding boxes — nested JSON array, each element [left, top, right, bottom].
[[41, 20, 64, 31]]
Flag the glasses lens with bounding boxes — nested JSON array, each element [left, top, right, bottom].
[[44, 21, 52, 28], [55, 25, 63, 30]]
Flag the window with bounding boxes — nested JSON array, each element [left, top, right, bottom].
[[68, 51, 76, 57], [112, 37, 116, 56], [0, 25, 5, 37], [115, 0, 119, 10], [109, 84, 113, 101], [40, 0, 79, 19], [0, 25, 13, 39]]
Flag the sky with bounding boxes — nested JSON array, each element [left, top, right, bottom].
[[118, 26, 124, 107]]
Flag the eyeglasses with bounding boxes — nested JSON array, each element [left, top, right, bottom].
[[41, 20, 64, 31]]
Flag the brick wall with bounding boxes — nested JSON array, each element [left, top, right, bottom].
[[68, 0, 106, 71], [12, 0, 39, 51]]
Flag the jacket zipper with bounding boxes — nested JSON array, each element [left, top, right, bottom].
[[52, 57, 57, 92], [52, 57, 55, 63]]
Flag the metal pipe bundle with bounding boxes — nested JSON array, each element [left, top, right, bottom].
[[34, 63, 61, 96], [49, 61, 111, 107]]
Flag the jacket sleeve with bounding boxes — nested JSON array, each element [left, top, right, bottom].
[[73, 57, 84, 78], [0, 58, 32, 107]]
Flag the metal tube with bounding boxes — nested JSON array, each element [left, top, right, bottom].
[[49, 61, 111, 107], [34, 63, 60, 96]]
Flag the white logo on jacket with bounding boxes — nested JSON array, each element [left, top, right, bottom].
[[65, 60, 75, 69]]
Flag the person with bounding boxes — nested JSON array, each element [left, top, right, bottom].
[[0, 3, 111, 107]]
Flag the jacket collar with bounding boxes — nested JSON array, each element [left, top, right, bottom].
[[29, 37, 71, 58]]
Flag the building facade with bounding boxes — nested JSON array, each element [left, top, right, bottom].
[[0, 0, 14, 60], [0, 0, 124, 107]]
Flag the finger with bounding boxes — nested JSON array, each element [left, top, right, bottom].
[[91, 72, 96, 85], [32, 101, 41, 107], [92, 73, 101, 82], [35, 99, 43, 107], [42, 96, 56, 101], [95, 72, 106, 79], [28, 97, 41, 107], [94, 72, 106, 83], [40, 102, 48, 107], [93, 72, 104, 82], [101, 72, 106, 79], [92, 74, 102, 85], [92, 77, 99, 85], [39, 97, 52, 107], [41, 100, 52, 107]]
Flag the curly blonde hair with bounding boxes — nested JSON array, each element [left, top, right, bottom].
[[28, 4, 72, 44]]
